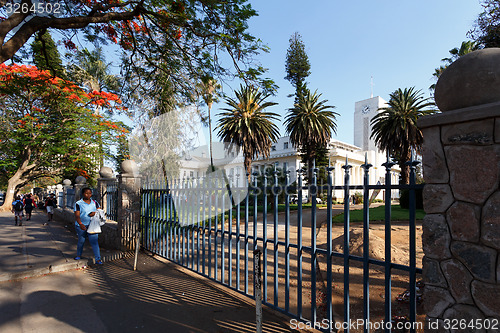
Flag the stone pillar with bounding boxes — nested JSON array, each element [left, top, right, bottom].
[[117, 160, 141, 251], [55, 184, 63, 207], [62, 179, 72, 208], [419, 49, 500, 330], [74, 176, 87, 202]]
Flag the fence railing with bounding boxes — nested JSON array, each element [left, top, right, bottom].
[[58, 192, 63, 207], [104, 182, 118, 221], [66, 188, 75, 209], [141, 156, 424, 332]]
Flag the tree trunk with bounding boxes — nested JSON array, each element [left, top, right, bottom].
[[400, 148, 411, 185], [0, 173, 23, 212], [307, 157, 314, 202], [0, 149, 32, 211], [244, 153, 252, 184], [208, 104, 215, 172]]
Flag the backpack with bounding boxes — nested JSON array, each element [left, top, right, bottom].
[[14, 201, 23, 211]]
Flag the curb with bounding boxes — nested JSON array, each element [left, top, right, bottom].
[[0, 251, 131, 282], [0, 260, 87, 282]]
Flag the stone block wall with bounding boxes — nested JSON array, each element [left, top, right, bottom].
[[53, 208, 120, 250], [419, 102, 500, 328]]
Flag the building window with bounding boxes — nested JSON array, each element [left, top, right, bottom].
[[271, 145, 276, 151], [190, 171, 194, 177], [284, 142, 289, 149]]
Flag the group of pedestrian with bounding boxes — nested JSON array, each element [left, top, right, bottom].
[[11, 193, 36, 226], [11, 192, 57, 226]]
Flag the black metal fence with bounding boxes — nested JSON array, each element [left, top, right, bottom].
[[66, 188, 75, 209], [141, 156, 424, 332], [104, 181, 118, 221]]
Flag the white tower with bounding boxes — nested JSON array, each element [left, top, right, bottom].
[[354, 96, 387, 151]]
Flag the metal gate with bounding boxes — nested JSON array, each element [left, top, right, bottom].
[[140, 156, 423, 332]]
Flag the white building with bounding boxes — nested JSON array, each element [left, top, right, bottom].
[[178, 96, 400, 201]]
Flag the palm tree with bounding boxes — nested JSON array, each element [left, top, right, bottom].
[[370, 87, 435, 184], [430, 41, 481, 91], [68, 47, 120, 94], [284, 88, 339, 184], [216, 85, 280, 183], [67, 47, 121, 169], [198, 75, 221, 172]]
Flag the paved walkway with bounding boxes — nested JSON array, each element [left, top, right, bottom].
[[0, 209, 123, 282], [0, 209, 300, 332]]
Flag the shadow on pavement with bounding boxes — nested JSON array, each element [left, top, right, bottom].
[[84, 253, 293, 332]]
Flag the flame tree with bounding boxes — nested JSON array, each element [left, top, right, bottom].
[[0, 0, 276, 111], [0, 63, 127, 210]]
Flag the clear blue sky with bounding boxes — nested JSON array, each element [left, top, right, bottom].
[[207, 0, 484, 146]]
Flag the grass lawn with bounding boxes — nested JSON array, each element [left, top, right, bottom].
[[332, 205, 425, 223], [241, 203, 327, 213]]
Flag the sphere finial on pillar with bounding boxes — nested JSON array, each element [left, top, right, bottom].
[[75, 176, 87, 184], [435, 48, 500, 111], [121, 159, 138, 176], [99, 166, 114, 178]]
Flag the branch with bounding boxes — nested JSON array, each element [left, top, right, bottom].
[[0, 0, 33, 45], [0, 5, 142, 63], [26, 167, 62, 180]]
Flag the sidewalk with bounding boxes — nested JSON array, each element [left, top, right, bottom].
[[0, 209, 297, 332], [0, 209, 124, 282]]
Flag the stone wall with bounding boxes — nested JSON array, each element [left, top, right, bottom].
[[54, 207, 120, 250], [419, 101, 500, 328]]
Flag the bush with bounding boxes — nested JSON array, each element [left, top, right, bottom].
[[353, 192, 363, 204], [399, 188, 424, 209]]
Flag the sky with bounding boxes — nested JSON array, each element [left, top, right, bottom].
[[205, 0, 484, 146]]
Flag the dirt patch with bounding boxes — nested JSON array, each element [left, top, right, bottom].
[[147, 208, 425, 332], [331, 228, 411, 266]]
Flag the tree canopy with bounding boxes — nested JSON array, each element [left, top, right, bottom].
[[284, 32, 310, 100], [216, 85, 280, 182], [471, 0, 500, 47], [370, 87, 435, 184], [0, 0, 275, 111], [430, 41, 481, 91], [30, 30, 65, 78], [67, 47, 121, 94], [284, 88, 338, 186], [0, 63, 126, 208]]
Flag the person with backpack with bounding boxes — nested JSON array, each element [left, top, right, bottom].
[[45, 194, 56, 223], [23, 193, 34, 221], [74, 187, 103, 265], [12, 196, 24, 226]]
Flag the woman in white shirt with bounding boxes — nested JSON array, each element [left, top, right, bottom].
[[74, 188, 102, 265]]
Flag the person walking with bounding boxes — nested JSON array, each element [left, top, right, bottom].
[[45, 194, 56, 222], [32, 193, 40, 209], [23, 193, 34, 221], [74, 187, 102, 265], [12, 196, 24, 226]]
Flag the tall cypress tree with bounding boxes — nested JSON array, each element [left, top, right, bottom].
[[31, 30, 66, 78], [284, 32, 311, 101]]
